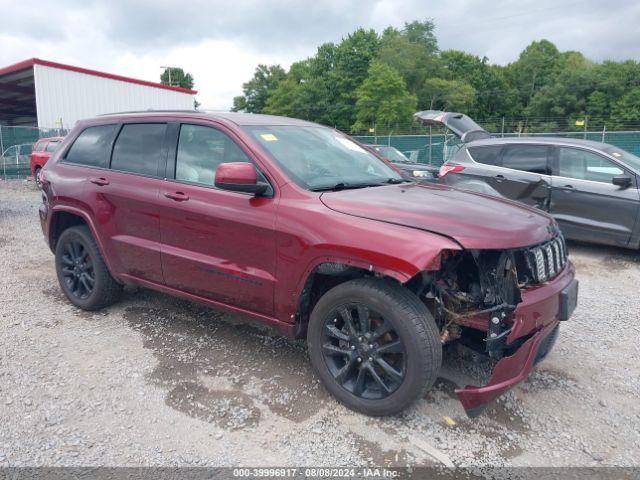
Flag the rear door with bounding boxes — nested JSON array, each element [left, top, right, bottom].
[[550, 146, 640, 246], [158, 121, 278, 316], [71, 122, 167, 283], [489, 144, 552, 210]]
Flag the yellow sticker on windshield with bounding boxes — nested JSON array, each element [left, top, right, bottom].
[[260, 133, 278, 142]]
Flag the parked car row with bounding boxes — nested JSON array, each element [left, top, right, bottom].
[[38, 111, 577, 418]]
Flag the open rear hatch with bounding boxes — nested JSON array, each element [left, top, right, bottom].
[[414, 110, 491, 143]]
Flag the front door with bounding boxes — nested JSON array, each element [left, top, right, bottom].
[[550, 146, 640, 246], [159, 122, 277, 316]]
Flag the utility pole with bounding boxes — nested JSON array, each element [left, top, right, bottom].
[[584, 115, 588, 140], [160, 66, 177, 86]]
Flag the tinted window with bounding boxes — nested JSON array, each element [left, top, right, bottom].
[[45, 141, 61, 153], [468, 145, 502, 166], [65, 125, 118, 167], [502, 145, 549, 174], [175, 124, 252, 186], [111, 123, 166, 176], [558, 148, 624, 183], [35, 141, 46, 152]]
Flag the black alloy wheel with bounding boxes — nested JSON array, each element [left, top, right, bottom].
[[59, 239, 95, 300], [322, 303, 407, 399]]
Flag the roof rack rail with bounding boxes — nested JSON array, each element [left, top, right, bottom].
[[97, 109, 200, 116]]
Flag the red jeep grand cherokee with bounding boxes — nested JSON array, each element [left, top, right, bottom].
[[39, 112, 578, 417]]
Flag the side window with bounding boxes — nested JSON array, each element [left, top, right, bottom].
[[558, 148, 624, 183], [467, 145, 502, 166], [45, 141, 61, 153], [111, 123, 167, 176], [175, 124, 252, 186], [65, 124, 118, 168], [34, 141, 46, 152], [501, 145, 549, 174]]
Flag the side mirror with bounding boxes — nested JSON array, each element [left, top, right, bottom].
[[215, 162, 269, 196], [612, 175, 631, 188]]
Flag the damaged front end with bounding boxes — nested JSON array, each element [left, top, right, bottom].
[[419, 233, 576, 417]]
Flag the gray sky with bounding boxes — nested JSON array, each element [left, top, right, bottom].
[[1, 0, 639, 109]]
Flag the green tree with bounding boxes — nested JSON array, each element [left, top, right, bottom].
[[420, 77, 476, 112], [231, 64, 286, 113], [377, 21, 441, 94], [325, 28, 380, 128], [508, 40, 563, 107], [160, 67, 195, 89], [160, 67, 199, 109], [612, 87, 640, 129], [352, 61, 417, 132]]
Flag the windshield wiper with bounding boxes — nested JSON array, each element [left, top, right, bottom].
[[310, 182, 350, 192], [311, 178, 406, 191], [385, 177, 407, 184]]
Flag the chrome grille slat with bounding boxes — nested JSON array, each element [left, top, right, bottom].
[[528, 234, 567, 284]]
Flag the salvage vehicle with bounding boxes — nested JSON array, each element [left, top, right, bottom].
[[368, 144, 439, 182], [416, 110, 640, 249], [30, 136, 64, 188], [38, 111, 578, 417]]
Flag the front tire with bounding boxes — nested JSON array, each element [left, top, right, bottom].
[[55, 225, 123, 310], [307, 278, 442, 416]]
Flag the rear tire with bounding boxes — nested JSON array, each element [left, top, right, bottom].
[[34, 167, 42, 189], [307, 278, 442, 416], [55, 225, 122, 310]]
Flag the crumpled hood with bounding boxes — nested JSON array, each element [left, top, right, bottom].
[[320, 182, 555, 249]]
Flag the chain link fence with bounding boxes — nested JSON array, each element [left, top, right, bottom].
[[1, 126, 68, 179]]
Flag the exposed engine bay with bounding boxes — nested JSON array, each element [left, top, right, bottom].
[[414, 234, 568, 359]]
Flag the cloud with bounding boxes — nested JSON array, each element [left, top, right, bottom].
[[1, 0, 639, 109]]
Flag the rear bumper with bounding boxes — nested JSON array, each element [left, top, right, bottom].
[[455, 262, 577, 417]]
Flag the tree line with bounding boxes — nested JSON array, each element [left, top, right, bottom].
[[231, 21, 640, 135]]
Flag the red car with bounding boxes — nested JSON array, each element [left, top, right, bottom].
[[30, 136, 64, 187], [38, 112, 578, 417]]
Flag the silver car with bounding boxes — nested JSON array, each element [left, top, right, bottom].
[[415, 110, 640, 249]]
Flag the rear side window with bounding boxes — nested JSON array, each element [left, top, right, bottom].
[[468, 145, 502, 166], [501, 145, 549, 174], [34, 141, 46, 152], [45, 141, 61, 153], [111, 123, 167, 176], [65, 124, 118, 168]]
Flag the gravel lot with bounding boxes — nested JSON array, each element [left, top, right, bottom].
[[1, 179, 639, 468]]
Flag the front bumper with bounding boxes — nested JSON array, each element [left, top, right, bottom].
[[455, 262, 577, 417]]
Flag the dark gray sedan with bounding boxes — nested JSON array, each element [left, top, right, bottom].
[[415, 110, 640, 249]]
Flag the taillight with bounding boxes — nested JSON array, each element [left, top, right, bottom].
[[439, 164, 465, 178]]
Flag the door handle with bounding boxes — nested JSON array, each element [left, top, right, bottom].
[[89, 177, 109, 186], [495, 174, 505, 182], [558, 184, 575, 191], [164, 191, 190, 202]]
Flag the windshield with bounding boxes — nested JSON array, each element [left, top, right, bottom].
[[374, 146, 411, 163], [603, 146, 640, 172], [244, 126, 403, 190]]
